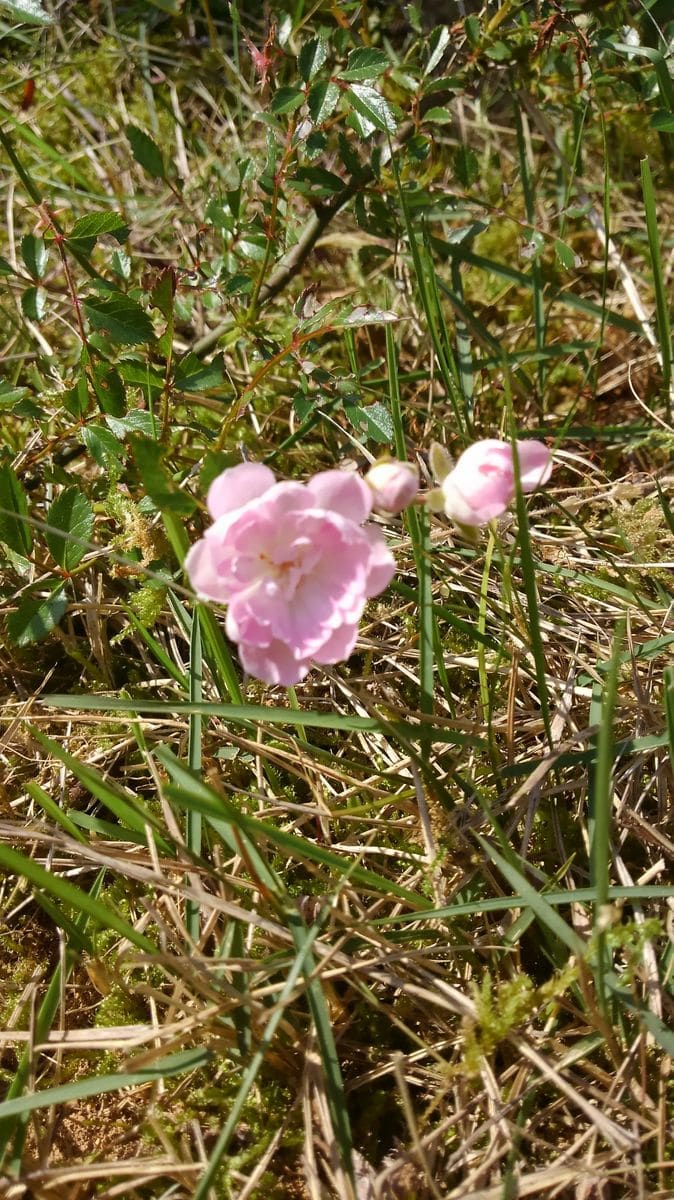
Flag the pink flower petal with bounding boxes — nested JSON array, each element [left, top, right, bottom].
[[441, 477, 497, 526], [313, 621, 359, 665], [207, 462, 276, 520], [515, 440, 552, 492], [306, 470, 373, 523], [366, 460, 419, 514], [187, 463, 399, 686], [441, 440, 514, 525], [360, 526, 397, 596], [239, 638, 311, 686], [184, 538, 231, 603]]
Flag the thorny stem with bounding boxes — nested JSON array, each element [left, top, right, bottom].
[[39, 204, 90, 354]]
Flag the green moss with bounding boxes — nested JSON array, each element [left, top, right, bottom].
[[94, 982, 148, 1075], [160, 1069, 302, 1199], [464, 970, 536, 1075]]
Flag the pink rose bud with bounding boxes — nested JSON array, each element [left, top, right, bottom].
[[365, 459, 419, 514], [185, 463, 396, 687], [440, 439, 552, 527]]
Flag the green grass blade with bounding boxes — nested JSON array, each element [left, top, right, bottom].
[[0, 1048, 211, 1122], [192, 915, 326, 1200], [386, 326, 435, 740], [377, 885, 674, 928], [186, 609, 203, 943], [0, 843, 156, 953], [0, 870, 106, 1163], [589, 621, 624, 1011], [121, 602, 189, 689], [664, 666, 674, 762], [28, 727, 173, 853], [25, 780, 89, 844], [509, 424, 552, 746], [156, 748, 428, 908], [514, 104, 546, 397], [640, 156, 672, 416], [475, 835, 586, 958], [394, 165, 467, 435], [41, 694, 480, 745], [287, 906, 355, 1190]]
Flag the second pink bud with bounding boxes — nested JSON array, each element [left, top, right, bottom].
[[365, 459, 419, 515]]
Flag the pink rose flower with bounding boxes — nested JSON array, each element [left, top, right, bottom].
[[440, 439, 552, 527], [185, 462, 396, 686], [365, 459, 419, 514]]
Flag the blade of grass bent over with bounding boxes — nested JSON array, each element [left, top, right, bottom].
[[0, 1048, 211, 1122], [0, 844, 156, 953]]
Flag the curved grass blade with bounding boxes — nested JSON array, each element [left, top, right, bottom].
[[0, 844, 156, 953], [0, 1048, 211, 1122]]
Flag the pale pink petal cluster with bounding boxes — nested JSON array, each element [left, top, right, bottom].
[[365, 459, 419, 514], [185, 463, 396, 686], [440, 439, 552, 527]]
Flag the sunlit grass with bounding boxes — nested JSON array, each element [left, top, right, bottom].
[[0, 2, 674, 1198]]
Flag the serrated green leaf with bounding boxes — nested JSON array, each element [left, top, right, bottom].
[[485, 40, 511, 62], [0, 256, 15, 276], [554, 238, 577, 270], [8, 587, 67, 647], [110, 249, 131, 280], [345, 84, 397, 134], [223, 272, 252, 296], [288, 166, 345, 197], [174, 351, 226, 393], [80, 424, 125, 471], [651, 109, 674, 133], [0, 464, 32, 556], [423, 106, 453, 124], [21, 285, 46, 321], [105, 410, 157, 439], [298, 36, 328, 82], [68, 211, 129, 245], [0, 382, 29, 408], [0, 0, 51, 24], [465, 15, 480, 46], [91, 362, 125, 416], [340, 47, 390, 82], [237, 234, 268, 261], [61, 375, 89, 420], [308, 80, 340, 125], [426, 26, 450, 75], [347, 110, 376, 138], [83, 294, 154, 346], [270, 86, 305, 114], [45, 487, 94, 571], [117, 359, 164, 392], [21, 233, 48, 279], [344, 400, 394, 443], [125, 124, 166, 179]]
